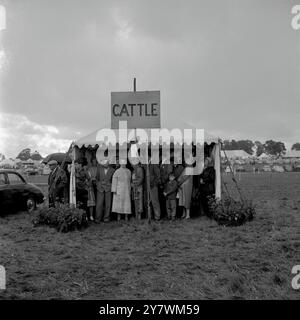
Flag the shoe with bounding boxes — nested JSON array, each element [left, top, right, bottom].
[[185, 215, 190, 220], [90, 216, 94, 221]]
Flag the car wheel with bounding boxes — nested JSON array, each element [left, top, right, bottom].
[[26, 197, 36, 212]]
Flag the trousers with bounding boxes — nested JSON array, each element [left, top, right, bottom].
[[96, 191, 112, 221]]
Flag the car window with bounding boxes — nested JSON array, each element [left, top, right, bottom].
[[7, 173, 25, 185], [0, 173, 7, 185]]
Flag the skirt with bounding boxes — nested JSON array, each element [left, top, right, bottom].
[[87, 186, 96, 207]]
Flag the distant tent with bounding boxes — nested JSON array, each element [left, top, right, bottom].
[[0, 158, 16, 168], [282, 150, 300, 158], [258, 153, 270, 159], [221, 150, 251, 159], [272, 165, 285, 173]]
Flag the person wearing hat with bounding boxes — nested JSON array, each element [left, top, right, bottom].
[[95, 158, 115, 223], [111, 159, 132, 221], [177, 160, 194, 220], [48, 160, 68, 207], [86, 158, 98, 221]]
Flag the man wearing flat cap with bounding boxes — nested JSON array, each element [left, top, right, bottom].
[[48, 160, 68, 207], [95, 158, 115, 223]]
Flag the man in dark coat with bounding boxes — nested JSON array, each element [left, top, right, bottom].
[[159, 158, 174, 218], [48, 160, 68, 207], [74, 158, 89, 210], [199, 157, 215, 216], [95, 159, 115, 222], [149, 162, 161, 221], [131, 160, 144, 219], [163, 172, 178, 220]]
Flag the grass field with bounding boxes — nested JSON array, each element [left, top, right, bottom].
[[0, 173, 299, 299]]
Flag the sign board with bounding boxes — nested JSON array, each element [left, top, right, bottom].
[[111, 91, 160, 129]]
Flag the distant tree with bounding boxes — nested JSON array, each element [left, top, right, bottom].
[[31, 151, 43, 161], [263, 140, 286, 156], [291, 143, 300, 151], [222, 139, 239, 150], [254, 141, 265, 157], [222, 140, 231, 150], [236, 140, 254, 155], [0, 153, 5, 161], [16, 148, 31, 161]]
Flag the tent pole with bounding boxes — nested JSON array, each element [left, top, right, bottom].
[[146, 143, 151, 224]]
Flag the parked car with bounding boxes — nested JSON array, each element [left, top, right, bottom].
[[0, 170, 44, 214], [294, 165, 300, 172], [272, 165, 285, 173]]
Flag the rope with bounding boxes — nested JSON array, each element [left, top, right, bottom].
[[221, 144, 245, 203]]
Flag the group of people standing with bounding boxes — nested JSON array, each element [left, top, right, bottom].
[[47, 155, 216, 222]]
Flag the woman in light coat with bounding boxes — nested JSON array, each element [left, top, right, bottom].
[[177, 155, 194, 220], [111, 159, 132, 221]]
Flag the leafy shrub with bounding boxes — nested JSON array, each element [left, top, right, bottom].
[[208, 196, 255, 227], [33, 203, 88, 232]]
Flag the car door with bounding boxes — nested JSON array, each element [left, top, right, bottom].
[[6, 172, 27, 210], [0, 172, 11, 212]]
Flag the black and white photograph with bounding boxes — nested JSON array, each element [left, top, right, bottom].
[[0, 0, 299, 307]]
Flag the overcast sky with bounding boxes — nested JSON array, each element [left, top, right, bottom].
[[0, 0, 299, 157]]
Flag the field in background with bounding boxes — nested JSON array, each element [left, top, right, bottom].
[[0, 172, 299, 299]]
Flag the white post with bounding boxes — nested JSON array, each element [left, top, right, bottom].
[[69, 144, 76, 207], [213, 143, 222, 199]]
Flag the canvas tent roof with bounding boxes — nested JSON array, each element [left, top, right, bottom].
[[74, 119, 219, 148], [282, 150, 300, 158], [221, 150, 251, 159]]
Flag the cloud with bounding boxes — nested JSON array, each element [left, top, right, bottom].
[[0, 0, 299, 157], [0, 112, 75, 158]]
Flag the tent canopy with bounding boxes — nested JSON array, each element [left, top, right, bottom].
[[74, 118, 219, 148], [75, 128, 219, 148], [258, 152, 270, 159], [282, 150, 300, 158]]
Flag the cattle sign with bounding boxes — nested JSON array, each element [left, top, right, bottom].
[[111, 91, 160, 129]]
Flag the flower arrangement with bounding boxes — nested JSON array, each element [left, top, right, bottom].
[[208, 196, 256, 227], [33, 203, 88, 232]]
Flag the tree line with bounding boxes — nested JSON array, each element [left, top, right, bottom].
[[222, 140, 300, 156]]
